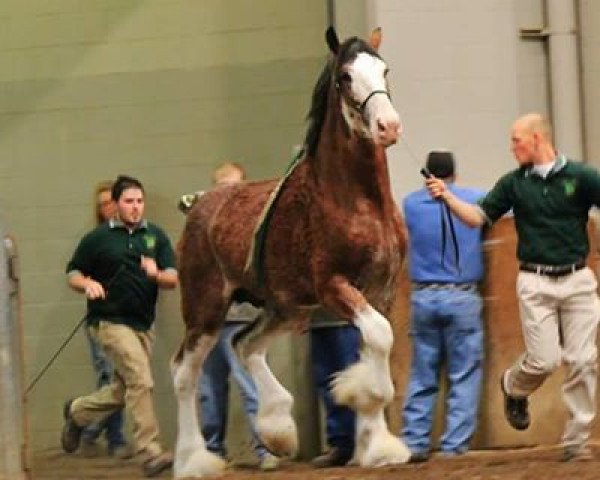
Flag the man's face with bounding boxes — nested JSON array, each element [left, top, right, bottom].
[[510, 121, 536, 166], [215, 169, 244, 186], [97, 190, 116, 222], [117, 187, 144, 226]]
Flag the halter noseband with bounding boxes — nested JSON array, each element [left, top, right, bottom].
[[359, 89, 390, 112], [337, 83, 391, 117]]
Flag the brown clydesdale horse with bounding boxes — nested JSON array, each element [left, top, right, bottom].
[[172, 27, 409, 478]]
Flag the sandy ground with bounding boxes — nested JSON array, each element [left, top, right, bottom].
[[29, 444, 600, 480]]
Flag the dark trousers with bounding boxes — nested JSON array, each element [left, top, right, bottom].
[[310, 325, 360, 456]]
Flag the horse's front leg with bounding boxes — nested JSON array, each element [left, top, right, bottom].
[[171, 334, 227, 479], [323, 280, 410, 467], [233, 311, 298, 458]]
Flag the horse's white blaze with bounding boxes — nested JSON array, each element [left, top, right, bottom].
[[345, 52, 401, 145], [246, 345, 298, 457], [331, 304, 408, 467], [173, 336, 227, 478]]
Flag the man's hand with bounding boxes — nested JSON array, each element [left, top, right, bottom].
[[140, 255, 159, 281], [425, 176, 447, 200], [84, 279, 106, 300]]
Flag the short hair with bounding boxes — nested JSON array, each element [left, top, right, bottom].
[[426, 150, 455, 179], [212, 162, 246, 185], [111, 175, 144, 201], [94, 180, 113, 225], [521, 113, 553, 142]]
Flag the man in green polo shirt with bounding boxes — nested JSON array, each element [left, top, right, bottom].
[[425, 113, 600, 462], [61, 175, 178, 477]]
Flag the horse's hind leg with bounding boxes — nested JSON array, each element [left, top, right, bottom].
[[323, 281, 410, 467], [171, 274, 229, 478], [233, 310, 298, 458]]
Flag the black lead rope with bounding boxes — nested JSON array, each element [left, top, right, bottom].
[[440, 200, 461, 274], [25, 264, 126, 396], [421, 168, 461, 274]]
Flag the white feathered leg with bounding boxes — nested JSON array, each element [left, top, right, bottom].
[[331, 304, 410, 466], [245, 343, 298, 457], [172, 336, 227, 479], [351, 409, 410, 467]]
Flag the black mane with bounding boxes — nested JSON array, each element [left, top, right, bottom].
[[303, 36, 381, 157]]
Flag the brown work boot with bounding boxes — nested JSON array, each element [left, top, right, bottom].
[[142, 450, 174, 477], [60, 399, 84, 453]]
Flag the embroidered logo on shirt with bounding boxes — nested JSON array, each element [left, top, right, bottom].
[[563, 179, 577, 197], [143, 234, 156, 250]]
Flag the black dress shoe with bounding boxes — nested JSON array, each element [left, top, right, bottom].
[[500, 374, 530, 430], [409, 451, 430, 463], [311, 448, 352, 468]]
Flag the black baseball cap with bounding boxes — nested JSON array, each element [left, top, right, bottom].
[[426, 150, 455, 179]]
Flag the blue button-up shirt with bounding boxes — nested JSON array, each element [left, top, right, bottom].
[[403, 185, 485, 283]]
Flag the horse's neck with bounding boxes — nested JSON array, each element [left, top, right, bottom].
[[312, 111, 396, 216]]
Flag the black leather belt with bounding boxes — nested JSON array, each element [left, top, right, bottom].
[[412, 282, 477, 292], [519, 260, 586, 277]]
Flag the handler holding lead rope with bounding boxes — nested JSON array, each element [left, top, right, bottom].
[[425, 113, 600, 462], [61, 175, 178, 477], [402, 151, 485, 462]]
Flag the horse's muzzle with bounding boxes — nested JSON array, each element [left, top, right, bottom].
[[376, 118, 401, 146]]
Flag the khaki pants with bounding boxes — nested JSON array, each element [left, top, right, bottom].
[[71, 321, 164, 457], [505, 267, 600, 447]]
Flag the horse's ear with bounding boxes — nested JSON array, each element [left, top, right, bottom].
[[326, 26, 340, 54], [369, 27, 382, 51]]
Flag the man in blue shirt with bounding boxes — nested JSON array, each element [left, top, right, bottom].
[[401, 151, 485, 461]]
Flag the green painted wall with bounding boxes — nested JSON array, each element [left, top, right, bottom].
[[0, 0, 328, 456]]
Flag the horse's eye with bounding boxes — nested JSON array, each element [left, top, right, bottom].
[[339, 72, 351, 83]]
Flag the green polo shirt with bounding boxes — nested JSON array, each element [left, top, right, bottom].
[[66, 219, 177, 331], [479, 155, 600, 265]]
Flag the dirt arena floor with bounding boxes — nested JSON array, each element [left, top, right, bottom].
[[29, 444, 600, 480]]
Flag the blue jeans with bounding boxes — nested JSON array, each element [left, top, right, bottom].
[[310, 325, 360, 457], [81, 326, 126, 449], [198, 322, 268, 459], [402, 288, 483, 454]]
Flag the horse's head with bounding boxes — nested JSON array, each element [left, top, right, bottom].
[[326, 27, 401, 147]]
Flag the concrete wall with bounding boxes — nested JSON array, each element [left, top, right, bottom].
[[580, 0, 600, 168], [1, 0, 326, 455], [359, 0, 550, 201]]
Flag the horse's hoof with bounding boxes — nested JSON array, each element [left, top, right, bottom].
[[174, 448, 227, 479]]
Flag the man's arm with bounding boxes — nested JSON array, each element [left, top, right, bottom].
[[140, 256, 178, 289], [67, 271, 106, 299], [156, 269, 178, 289], [425, 177, 486, 227]]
